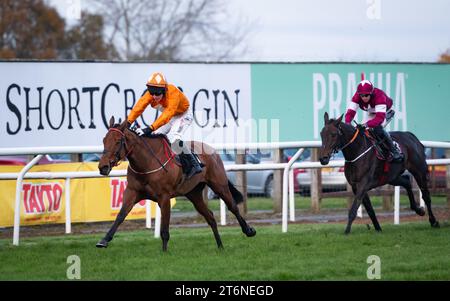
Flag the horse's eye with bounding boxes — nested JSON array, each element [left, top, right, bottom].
[[331, 133, 337, 137]]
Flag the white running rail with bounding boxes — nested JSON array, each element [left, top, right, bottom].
[[1, 141, 449, 245]]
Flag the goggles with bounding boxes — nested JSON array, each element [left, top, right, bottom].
[[147, 86, 165, 96]]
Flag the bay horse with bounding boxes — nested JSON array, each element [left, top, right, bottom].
[[96, 116, 256, 251], [319, 112, 440, 234]]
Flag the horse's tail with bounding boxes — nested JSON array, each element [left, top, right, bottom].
[[228, 181, 244, 204], [408, 131, 428, 159], [405, 131, 431, 181]]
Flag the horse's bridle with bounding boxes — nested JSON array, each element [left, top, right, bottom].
[[331, 125, 360, 154], [104, 127, 173, 174], [103, 127, 132, 167], [331, 124, 376, 163]]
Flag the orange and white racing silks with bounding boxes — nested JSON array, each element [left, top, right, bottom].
[[127, 84, 190, 130]]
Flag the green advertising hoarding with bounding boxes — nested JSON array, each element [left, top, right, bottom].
[[251, 63, 450, 142]]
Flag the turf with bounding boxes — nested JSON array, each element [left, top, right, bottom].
[[1, 221, 449, 280], [173, 195, 448, 212]]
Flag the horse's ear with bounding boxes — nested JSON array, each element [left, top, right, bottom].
[[336, 114, 343, 124], [119, 119, 128, 130], [109, 116, 115, 128], [324, 112, 329, 124]]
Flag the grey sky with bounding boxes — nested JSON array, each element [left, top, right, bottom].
[[50, 0, 450, 62]]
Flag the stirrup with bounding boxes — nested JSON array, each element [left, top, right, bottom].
[[186, 164, 202, 178], [390, 152, 404, 162]]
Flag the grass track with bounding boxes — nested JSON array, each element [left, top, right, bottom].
[[173, 195, 449, 212], [1, 221, 449, 280]]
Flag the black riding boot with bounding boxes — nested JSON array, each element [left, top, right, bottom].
[[373, 126, 404, 162], [173, 139, 202, 179]]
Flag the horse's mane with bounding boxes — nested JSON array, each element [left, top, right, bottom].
[[145, 133, 171, 145], [328, 118, 363, 137]]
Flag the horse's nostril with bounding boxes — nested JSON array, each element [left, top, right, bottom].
[[319, 157, 329, 165], [99, 165, 111, 175]]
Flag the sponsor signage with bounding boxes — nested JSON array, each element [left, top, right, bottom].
[[0, 163, 175, 227], [0, 62, 252, 147]]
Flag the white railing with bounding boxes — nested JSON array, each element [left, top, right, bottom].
[[1, 141, 449, 245]]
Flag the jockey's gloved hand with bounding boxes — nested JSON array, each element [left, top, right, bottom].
[[135, 127, 153, 137], [356, 123, 367, 131]]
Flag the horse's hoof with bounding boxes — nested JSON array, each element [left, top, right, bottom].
[[417, 207, 426, 216], [96, 239, 108, 248], [431, 221, 440, 228], [375, 228, 382, 232], [246, 227, 256, 237]]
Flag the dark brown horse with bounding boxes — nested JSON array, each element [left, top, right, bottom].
[[96, 116, 256, 251], [319, 112, 439, 234]]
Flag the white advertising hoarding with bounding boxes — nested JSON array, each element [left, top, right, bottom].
[[0, 62, 251, 148]]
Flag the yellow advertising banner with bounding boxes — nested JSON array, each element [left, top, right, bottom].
[[0, 162, 175, 227]]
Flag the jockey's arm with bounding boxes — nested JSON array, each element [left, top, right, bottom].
[[344, 96, 359, 124], [366, 93, 388, 128], [345, 109, 356, 124], [366, 105, 386, 128], [150, 98, 179, 131], [127, 92, 152, 124]]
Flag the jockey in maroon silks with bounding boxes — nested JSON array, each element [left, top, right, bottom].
[[345, 80, 404, 162]]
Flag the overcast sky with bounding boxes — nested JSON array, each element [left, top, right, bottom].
[[50, 0, 450, 62]]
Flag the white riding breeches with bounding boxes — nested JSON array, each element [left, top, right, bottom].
[[153, 111, 193, 143]]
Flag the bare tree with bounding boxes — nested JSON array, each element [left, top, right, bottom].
[[89, 0, 252, 61], [60, 12, 119, 60]]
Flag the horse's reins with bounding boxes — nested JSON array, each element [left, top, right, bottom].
[[106, 127, 173, 174], [140, 134, 170, 172], [338, 126, 360, 151], [129, 137, 175, 175], [335, 125, 375, 163]]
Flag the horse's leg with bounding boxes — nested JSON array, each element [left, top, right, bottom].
[[185, 184, 223, 249], [408, 167, 440, 228], [345, 184, 367, 234], [361, 193, 382, 232], [352, 185, 381, 231], [158, 197, 172, 252], [389, 174, 425, 216], [208, 181, 256, 237], [96, 187, 138, 248]]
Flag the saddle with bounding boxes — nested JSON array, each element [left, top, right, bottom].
[[363, 129, 393, 185], [174, 153, 205, 171]]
